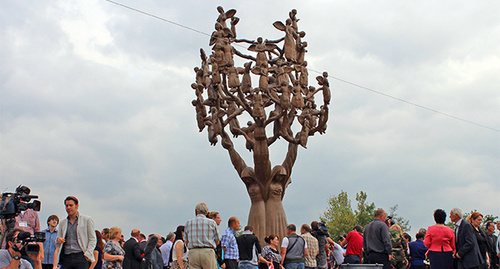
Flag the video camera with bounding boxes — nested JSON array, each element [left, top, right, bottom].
[[13, 231, 46, 254], [0, 185, 41, 220]]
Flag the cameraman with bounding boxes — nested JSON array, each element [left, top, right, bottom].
[[0, 228, 42, 269]]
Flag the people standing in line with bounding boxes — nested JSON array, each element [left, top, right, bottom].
[[300, 224, 318, 269], [55, 196, 97, 269], [424, 209, 455, 269], [408, 233, 427, 269], [389, 224, 408, 269], [237, 225, 262, 269], [103, 227, 125, 269], [185, 203, 220, 269], [221, 217, 241, 269], [208, 211, 225, 269], [41, 215, 58, 269], [485, 222, 499, 269], [363, 208, 392, 269], [281, 224, 308, 269], [160, 232, 175, 269], [171, 226, 189, 269], [90, 230, 104, 269], [450, 207, 483, 269], [467, 212, 490, 269], [340, 225, 363, 264], [258, 234, 283, 269], [122, 229, 144, 269]]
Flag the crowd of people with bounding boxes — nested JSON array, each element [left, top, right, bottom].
[[1, 195, 499, 269]]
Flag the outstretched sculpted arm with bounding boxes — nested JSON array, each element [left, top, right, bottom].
[[221, 130, 247, 176], [282, 135, 299, 176]]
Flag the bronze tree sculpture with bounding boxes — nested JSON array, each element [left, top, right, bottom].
[[191, 7, 330, 241]]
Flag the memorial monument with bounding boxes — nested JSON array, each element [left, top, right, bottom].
[[191, 7, 330, 241]]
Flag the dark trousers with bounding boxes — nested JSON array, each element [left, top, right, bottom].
[[61, 252, 90, 269], [343, 255, 361, 264], [225, 259, 239, 269], [367, 252, 391, 269], [42, 265, 54, 269]]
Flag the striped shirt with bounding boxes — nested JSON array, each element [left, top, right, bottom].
[[221, 227, 239, 259], [185, 214, 220, 249]]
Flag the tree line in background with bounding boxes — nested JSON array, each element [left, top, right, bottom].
[[320, 190, 410, 240]]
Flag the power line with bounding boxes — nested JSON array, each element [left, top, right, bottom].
[[103, 0, 500, 133]]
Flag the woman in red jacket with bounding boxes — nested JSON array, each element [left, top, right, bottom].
[[424, 209, 456, 269]]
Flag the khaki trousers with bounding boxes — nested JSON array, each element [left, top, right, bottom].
[[189, 248, 218, 269]]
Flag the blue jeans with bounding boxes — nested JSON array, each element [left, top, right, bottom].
[[284, 262, 305, 269], [239, 262, 258, 269]]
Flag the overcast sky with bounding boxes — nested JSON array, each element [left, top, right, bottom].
[[1, 0, 499, 240]]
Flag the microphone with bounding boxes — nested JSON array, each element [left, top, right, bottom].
[[144, 236, 159, 256]]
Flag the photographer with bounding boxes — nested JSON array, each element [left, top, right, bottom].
[[0, 228, 42, 269]]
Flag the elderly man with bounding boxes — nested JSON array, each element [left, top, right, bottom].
[[185, 203, 220, 269], [363, 209, 392, 269], [450, 207, 483, 269], [123, 229, 144, 269]]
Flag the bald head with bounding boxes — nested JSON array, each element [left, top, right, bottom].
[[131, 229, 140, 238], [374, 209, 387, 221]]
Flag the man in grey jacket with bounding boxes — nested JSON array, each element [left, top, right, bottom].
[[55, 196, 96, 269], [363, 209, 392, 269]]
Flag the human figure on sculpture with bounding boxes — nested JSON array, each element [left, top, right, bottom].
[[281, 224, 308, 269]]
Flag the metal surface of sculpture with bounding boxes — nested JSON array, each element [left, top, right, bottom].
[[191, 7, 330, 241]]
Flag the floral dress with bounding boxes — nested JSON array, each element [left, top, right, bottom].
[[259, 245, 282, 269], [103, 240, 125, 269]]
